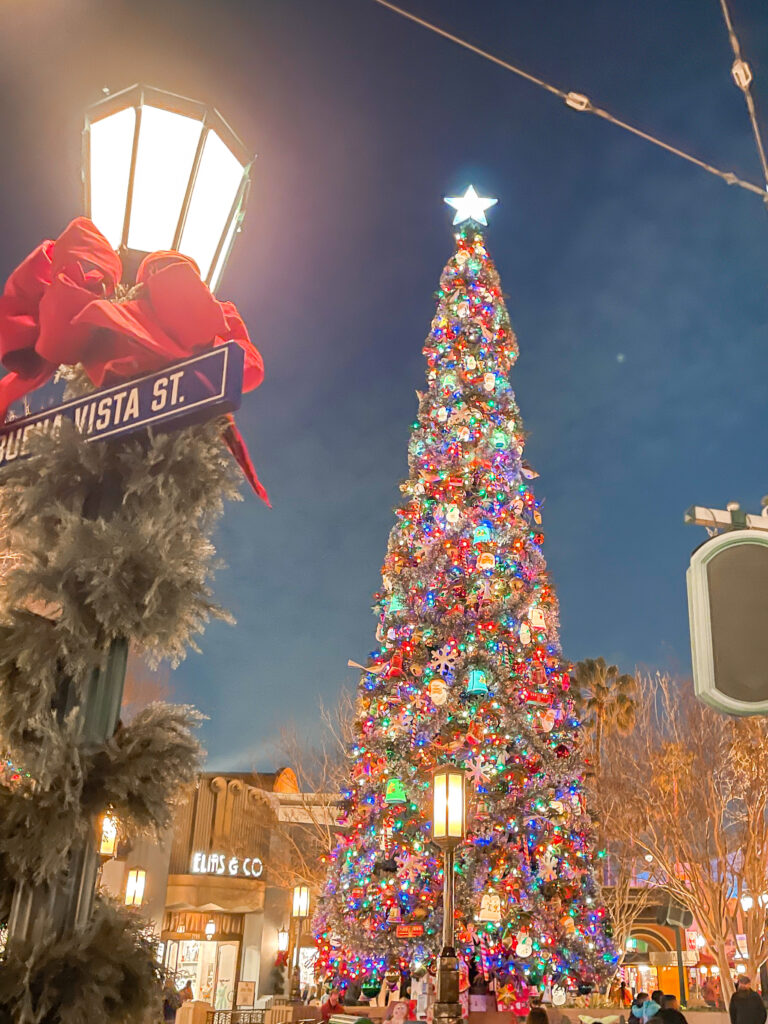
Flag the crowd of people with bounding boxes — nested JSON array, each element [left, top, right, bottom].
[[161, 973, 768, 1024]]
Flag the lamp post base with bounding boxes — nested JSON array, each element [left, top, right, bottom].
[[434, 950, 463, 1024]]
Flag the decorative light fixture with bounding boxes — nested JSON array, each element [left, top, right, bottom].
[[432, 765, 466, 845], [695, 934, 707, 948], [644, 853, 654, 863], [740, 891, 755, 912], [124, 867, 146, 907], [737, 964, 747, 974], [759, 892, 768, 908], [99, 814, 118, 860], [205, 918, 216, 940], [292, 884, 310, 920], [83, 84, 252, 292], [277, 925, 289, 952]]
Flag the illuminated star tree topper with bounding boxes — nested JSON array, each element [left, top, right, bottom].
[[444, 184, 498, 225]]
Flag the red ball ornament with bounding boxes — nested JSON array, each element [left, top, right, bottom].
[[554, 744, 569, 758]]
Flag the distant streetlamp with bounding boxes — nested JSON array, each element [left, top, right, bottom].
[[124, 867, 146, 907], [741, 891, 755, 913], [431, 765, 466, 1024], [290, 885, 311, 1001], [277, 925, 289, 952], [83, 83, 252, 291]]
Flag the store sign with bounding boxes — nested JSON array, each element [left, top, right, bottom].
[[191, 850, 263, 879], [395, 924, 424, 938], [0, 342, 244, 469]]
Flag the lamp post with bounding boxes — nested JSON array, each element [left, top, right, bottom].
[[6, 84, 253, 951], [290, 884, 310, 1001], [431, 765, 466, 1024]]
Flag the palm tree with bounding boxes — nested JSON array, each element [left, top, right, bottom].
[[572, 657, 636, 775]]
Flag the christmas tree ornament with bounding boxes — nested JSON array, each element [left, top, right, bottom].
[[473, 524, 493, 544], [478, 892, 502, 923], [519, 623, 532, 645], [552, 986, 567, 1006], [515, 930, 533, 958], [384, 778, 407, 804], [483, 372, 496, 392], [429, 678, 448, 705], [476, 552, 496, 571], [465, 667, 489, 695], [530, 608, 547, 630]]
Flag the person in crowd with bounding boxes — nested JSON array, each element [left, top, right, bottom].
[[384, 1000, 410, 1024], [702, 979, 716, 1008], [526, 1006, 549, 1024], [658, 994, 688, 1024], [729, 976, 767, 1024], [619, 983, 633, 1008], [641, 994, 662, 1022], [162, 978, 182, 1022], [321, 989, 343, 1023], [344, 982, 364, 1006], [629, 992, 650, 1024], [179, 981, 194, 1003]]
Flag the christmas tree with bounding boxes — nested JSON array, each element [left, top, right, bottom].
[[315, 188, 615, 998]]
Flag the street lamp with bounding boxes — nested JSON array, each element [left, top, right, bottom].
[[431, 765, 466, 1024], [741, 891, 755, 912], [277, 925, 289, 952], [83, 83, 252, 291], [290, 885, 311, 1000], [124, 867, 146, 907], [205, 918, 216, 941]]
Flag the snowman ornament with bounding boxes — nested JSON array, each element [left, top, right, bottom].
[[515, 929, 533, 958]]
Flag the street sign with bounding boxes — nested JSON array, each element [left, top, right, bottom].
[[687, 528, 768, 715], [395, 923, 424, 938], [0, 341, 244, 470]]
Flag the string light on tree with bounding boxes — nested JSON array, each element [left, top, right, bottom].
[[315, 189, 615, 999]]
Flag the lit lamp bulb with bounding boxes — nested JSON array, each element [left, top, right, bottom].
[[741, 891, 755, 912], [644, 854, 654, 863], [205, 918, 216, 940], [277, 926, 289, 952], [759, 892, 768, 908], [696, 934, 707, 948]]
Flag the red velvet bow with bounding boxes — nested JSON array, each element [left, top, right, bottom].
[[0, 218, 269, 504]]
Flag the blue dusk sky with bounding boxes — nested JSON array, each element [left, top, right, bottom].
[[0, 0, 767, 767]]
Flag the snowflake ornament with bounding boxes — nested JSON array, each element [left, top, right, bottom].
[[430, 643, 459, 676], [466, 755, 490, 788]]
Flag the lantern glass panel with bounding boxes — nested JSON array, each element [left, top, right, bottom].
[[433, 771, 447, 841], [99, 815, 118, 857], [125, 867, 146, 907], [179, 129, 244, 281], [89, 106, 136, 250], [211, 210, 239, 294], [447, 771, 464, 838], [127, 106, 202, 254], [292, 885, 310, 918]]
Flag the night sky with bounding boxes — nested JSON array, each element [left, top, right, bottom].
[[1, 0, 767, 768]]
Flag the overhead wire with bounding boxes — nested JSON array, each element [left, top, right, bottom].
[[717, 0, 768, 190], [369, 0, 768, 204]]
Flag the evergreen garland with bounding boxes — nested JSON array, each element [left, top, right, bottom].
[[0, 413, 242, 1021]]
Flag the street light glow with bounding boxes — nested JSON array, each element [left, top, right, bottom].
[[84, 84, 252, 291]]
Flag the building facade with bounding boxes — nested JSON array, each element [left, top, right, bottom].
[[102, 767, 325, 1011]]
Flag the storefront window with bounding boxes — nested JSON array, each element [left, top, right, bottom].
[[165, 938, 240, 1009]]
